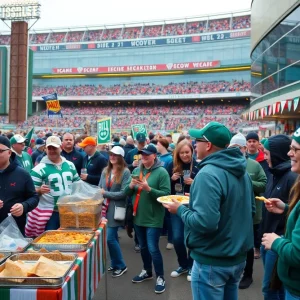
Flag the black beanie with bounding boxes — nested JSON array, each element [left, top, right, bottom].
[[246, 132, 259, 141], [0, 136, 11, 148]]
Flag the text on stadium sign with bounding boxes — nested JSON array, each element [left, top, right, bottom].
[[0, 3, 40, 20], [32, 30, 251, 52], [52, 61, 221, 74]]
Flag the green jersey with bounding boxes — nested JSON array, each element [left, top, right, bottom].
[[31, 156, 80, 210], [14, 151, 33, 173]]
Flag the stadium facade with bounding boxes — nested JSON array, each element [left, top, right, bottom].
[[0, 10, 254, 133], [248, 0, 300, 135]]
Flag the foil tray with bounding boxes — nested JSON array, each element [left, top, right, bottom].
[[31, 230, 95, 252], [0, 253, 78, 289], [0, 252, 11, 265], [0, 238, 33, 254]]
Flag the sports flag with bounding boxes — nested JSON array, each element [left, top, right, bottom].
[[42, 93, 62, 117], [25, 127, 34, 147], [131, 124, 147, 140], [97, 117, 111, 144]]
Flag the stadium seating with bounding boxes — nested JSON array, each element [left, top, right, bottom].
[[102, 28, 122, 40], [0, 35, 10, 45], [208, 18, 230, 32], [32, 80, 250, 97], [232, 15, 251, 30], [66, 31, 84, 43], [186, 21, 207, 34], [48, 32, 67, 43], [123, 27, 142, 39], [30, 33, 49, 44], [142, 25, 163, 37], [163, 23, 185, 36], [84, 29, 104, 41]]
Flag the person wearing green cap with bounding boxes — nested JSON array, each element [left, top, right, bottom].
[[262, 128, 300, 300], [163, 122, 255, 300]]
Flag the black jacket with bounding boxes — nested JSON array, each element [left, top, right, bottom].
[[124, 144, 135, 158], [170, 158, 200, 195], [0, 153, 39, 235], [261, 135, 298, 236], [31, 148, 44, 165], [82, 151, 108, 185], [61, 148, 83, 175]]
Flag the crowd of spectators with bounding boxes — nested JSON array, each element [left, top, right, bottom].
[[0, 35, 10, 45], [48, 32, 66, 44], [163, 23, 185, 36], [30, 33, 48, 44], [32, 80, 251, 97], [66, 31, 84, 43], [232, 16, 251, 30], [208, 18, 230, 32], [186, 21, 207, 34], [0, 15, 251, 45], [4, 103, 268, 133]]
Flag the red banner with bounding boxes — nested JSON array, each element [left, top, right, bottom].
[[52, 61, 221, 74]]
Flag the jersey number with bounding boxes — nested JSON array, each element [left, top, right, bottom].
[[48, 172, 73, 196]]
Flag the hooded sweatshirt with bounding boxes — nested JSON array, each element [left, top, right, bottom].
[[177, 147, 255, 266], [261, 135, 297, 236], [12, 150, 33, 173], [0, 153, 39, 234], [125, 159, 171, 228]]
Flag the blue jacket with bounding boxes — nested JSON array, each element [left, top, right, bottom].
[[0, 153, 39, 235], [177, 147, 255, 266], [82, 151, 108, 185], [158, 152, 173, 176]]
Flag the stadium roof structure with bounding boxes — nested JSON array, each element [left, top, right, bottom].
[[0, 9, 250, 35]]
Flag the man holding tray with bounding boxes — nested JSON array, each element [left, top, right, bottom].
[[163, 122, 255, 300]]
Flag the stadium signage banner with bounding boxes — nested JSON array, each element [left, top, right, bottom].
[[131, 124, 147, 140], [52, 61, 220, 74], [97, 117, 112, 144], [0, 2, 40, 20], [32, 30, 250, 52], [42, 93, 62, 118]]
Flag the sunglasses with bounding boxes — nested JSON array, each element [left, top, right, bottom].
[[0, 148, 10, 154]]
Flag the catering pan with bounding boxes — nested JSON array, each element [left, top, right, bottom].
[[31, 230, 95, 252], [0, 253, 78, 289], [0, 252, 11, 265]]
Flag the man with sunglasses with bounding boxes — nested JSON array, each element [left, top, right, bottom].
[[0, 136, 38, 235], [260, 135, 298, 300], [164, 122, 255, 300]]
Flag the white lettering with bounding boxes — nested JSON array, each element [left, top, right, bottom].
[[131, 40, 156, 47], [83, 67, 99, 73], [171, 63, 190, 69], [40, 45, 60, 51], [97, 43, 110, 48], [166, 37, 186, 44], [0, 4, 39, 19], [108, 66, 125, 72]]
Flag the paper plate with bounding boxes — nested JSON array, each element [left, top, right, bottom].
[[157, 195, 189, 205]]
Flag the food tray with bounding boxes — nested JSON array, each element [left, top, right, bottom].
[[31, 230, 95, 252], [157, 195, 189, 205], [0, 238, 32, 254], [0, 253, 78, 289], [0, 253, 11, 265]]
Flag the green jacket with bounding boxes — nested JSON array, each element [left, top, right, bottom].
[[15, 151, 33, 173], [125, 159, 171, 228], [272, 201, 300, 296], [246, 157, 267, 224], [177, 147, 255, 266]]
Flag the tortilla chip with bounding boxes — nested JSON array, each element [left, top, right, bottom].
[[0, 260, 30, 280], [28, 256, 69, 277]]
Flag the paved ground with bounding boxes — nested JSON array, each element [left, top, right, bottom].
[[94, 229, 264, 300]]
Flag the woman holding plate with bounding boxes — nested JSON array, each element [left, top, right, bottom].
[[169, 139, 200, 282]]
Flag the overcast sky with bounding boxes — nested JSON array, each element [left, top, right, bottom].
[[0, 0, 252, 32]]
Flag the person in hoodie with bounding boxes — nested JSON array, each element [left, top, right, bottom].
[[260, 135, 297, 300], [31, 138, 46, 166], [262, 128, 300, 300], [229, 133, 267, 289], [25, 136, 80, 237], [164, 122, 255, 300], [0, 136, 38, 236], [125, 144, 170, 294]]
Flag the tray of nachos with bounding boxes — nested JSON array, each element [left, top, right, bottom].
[[157, 195, 189, 205]]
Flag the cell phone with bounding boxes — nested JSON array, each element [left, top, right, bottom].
[[131, 174, 139, 180]]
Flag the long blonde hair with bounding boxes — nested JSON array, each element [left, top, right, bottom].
[[104, 155, 127, 184], [173, 140, 194, 174], [288, 176, 300, 216]]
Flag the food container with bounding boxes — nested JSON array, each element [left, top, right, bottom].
[[0, 253, 78, 288], [31, 230, 95, 252], [0, 253, 11, 265], [58, 200, 102, 230]]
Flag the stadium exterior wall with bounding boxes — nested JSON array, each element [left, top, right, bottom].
[[251, 0, 299, 52]]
